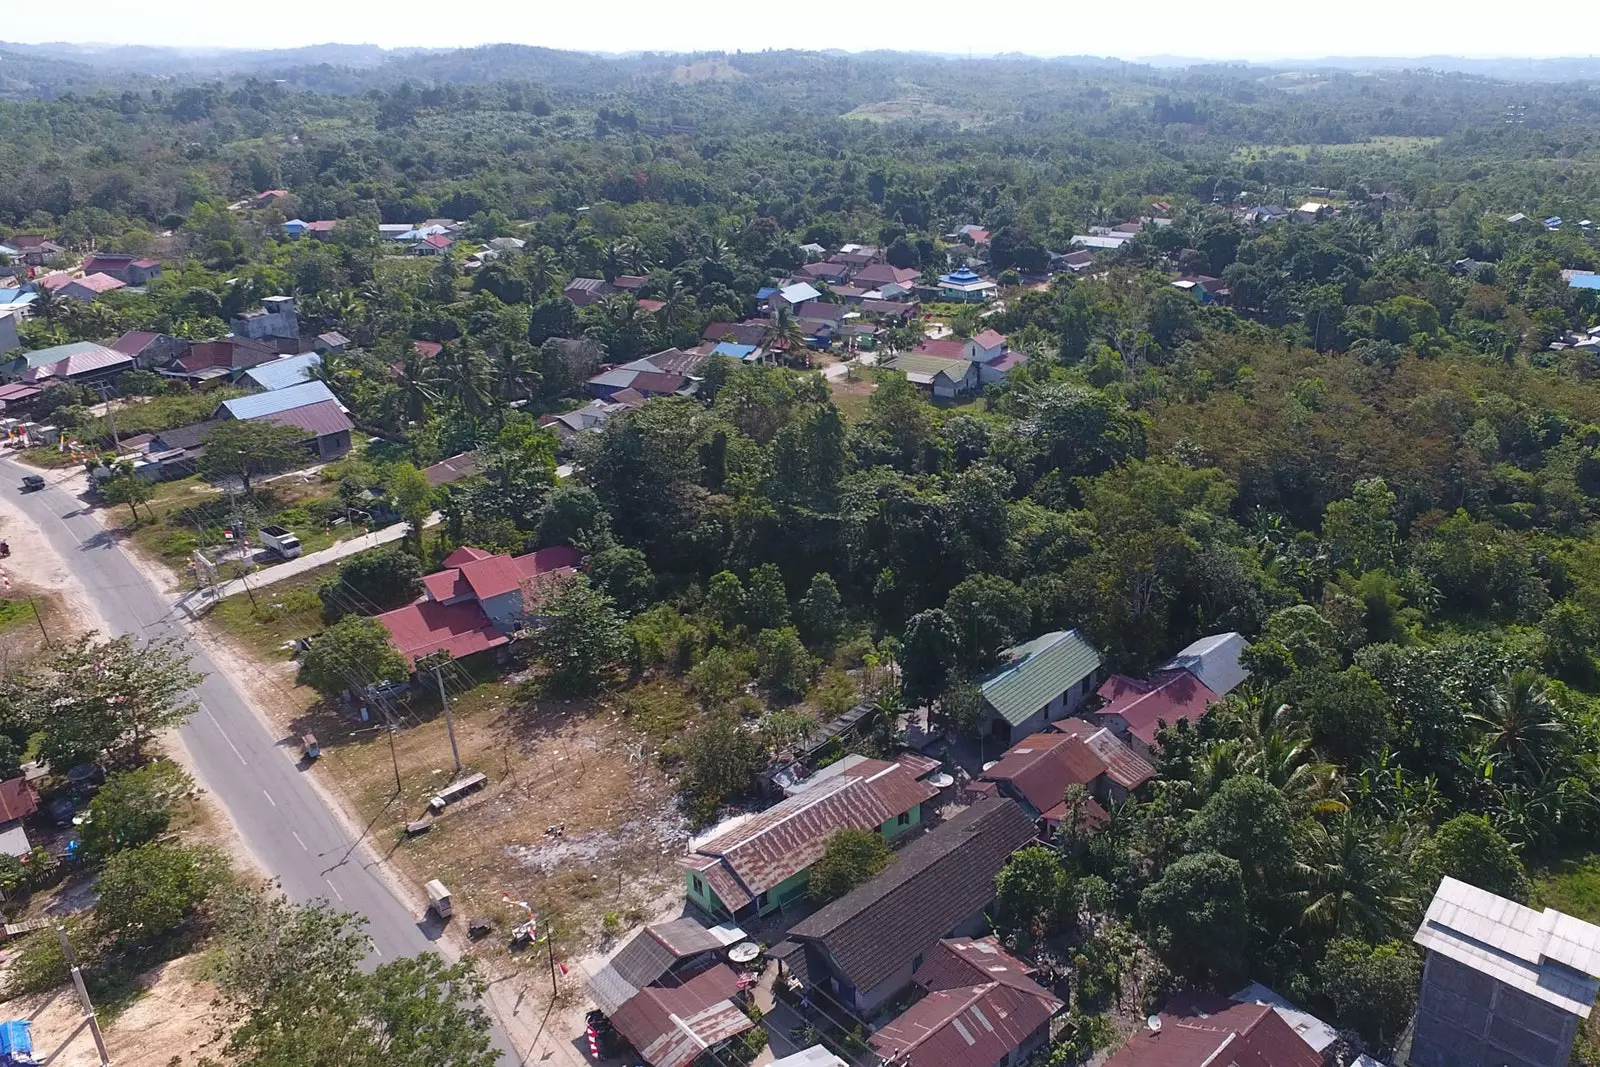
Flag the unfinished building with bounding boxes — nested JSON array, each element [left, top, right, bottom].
[[1410, 876, 1600, 1067]]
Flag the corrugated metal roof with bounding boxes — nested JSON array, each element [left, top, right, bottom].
[[11, 341, 115, 370], [1160, 632, 1250, 696], [241, 352, 321, 391], [606, 964, 753, 1067], [1095, 670, 1218, 746], [262, 400, 353, 438], [770, 1047, 847, 1067], [980, 630, 1103, 728], [219, 380, 339, 420], [685, 761, 937, 907], [870, 980, 1060, 1067], [1415, 876, 1600, 1017]]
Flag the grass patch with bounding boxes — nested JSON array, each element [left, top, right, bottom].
[[205, 569, 329, 660], [1531, 851, 1600, 919], [90, 388, 244, 439], [14, 449, 79, 469], [0, 597, 31, 633]]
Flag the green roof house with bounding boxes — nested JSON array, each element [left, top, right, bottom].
[[979, 630, 1104, 744]]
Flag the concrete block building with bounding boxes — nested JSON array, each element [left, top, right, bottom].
[[1410, 876, 1600, 1067]]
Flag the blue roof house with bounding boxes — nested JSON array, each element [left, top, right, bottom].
[[282, 219, 309, 238], [240, 352, 322, 391]]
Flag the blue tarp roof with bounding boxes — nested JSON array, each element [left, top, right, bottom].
[[218, 379, 338, 420], [242, 352, 321, 391], [755, 287, 778, 300], [0, 1018, 34, 1059], [712, 342, 758, 360], [1570, 275, 1600, 290]]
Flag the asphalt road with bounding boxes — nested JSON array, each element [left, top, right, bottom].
[[1, 457, 519, 1064]]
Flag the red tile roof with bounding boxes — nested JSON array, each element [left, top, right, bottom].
[[914, 937, 1044, 996], [457, 555, 524, 600], [852, 263, 919, 288], [413, 340, 443, 359], [613, 274, 650, 290], [424, 450, 479, 487], [972, 328, 1007, 350], [74, 273, 126, 293], [441, 546, 495, 566], [1096, 670, 1219, 746], [628, 371, 688, 395], [514, 545, 583, 579], [636, 298, 666, 313], [982, 732, 1104, 815], [870, 980, 1060, 1067], [0, 778, 37, 823], [423, 234, 452, 249], [82, 254, 136, 273], [376, 599, 508, 666], [262, 400, 354, 438], [179, 338, 277, 372], [1103, 1001, 1320, 1067]]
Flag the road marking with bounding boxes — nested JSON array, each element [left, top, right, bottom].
[[202, 705, 247, 764], [372, 946, 382, 957], [262, 789, 276, 807], [326, 879, 344, 902], [292, 831, 306, 850]]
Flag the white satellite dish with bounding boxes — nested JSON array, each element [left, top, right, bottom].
[[1146, 1015, 1162, 1033]]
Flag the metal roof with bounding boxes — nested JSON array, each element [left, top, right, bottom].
[[1414, 876, 1600, 1017], [1160, 631, 1250, 696], [10, 341, 116, 370], [771, 1048, 847, 1067], [684, 760, 937, 907], [218, 380, 339, 420], [262, 400, 354, 438], [241, 352, 321, 391], [980, 630, 1103, 727]]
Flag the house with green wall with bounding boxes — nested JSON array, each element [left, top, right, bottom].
[[680, 756, 939, 920]]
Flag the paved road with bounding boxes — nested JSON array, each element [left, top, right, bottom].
[[1, 457, 518, 1064]]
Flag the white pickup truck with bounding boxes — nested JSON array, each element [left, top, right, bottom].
[[257, 524, 302, 560]]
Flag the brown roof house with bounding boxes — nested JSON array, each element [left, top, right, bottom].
[[111, 330, 188, 369], [1102, 998, 1321, 1067], [564, 277, 616, 307], [869, 937, 1062, 1067], [980, 727, 1154, 836], [776, 797, 1037, 1016], [586, 915, 758, 1067], [681, 759, 938, 921]]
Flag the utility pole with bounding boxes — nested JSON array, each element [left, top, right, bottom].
[[56, 925, 111, 1066], [94, 382, 118, 453], [28, 598, 50, 648], [546, 918, 559, 995], [434, 664, 461, 776]]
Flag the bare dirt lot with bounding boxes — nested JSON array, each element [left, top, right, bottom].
[[0, 955, 229, 1067]]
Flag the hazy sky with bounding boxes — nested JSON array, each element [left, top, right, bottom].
[[6, 0, 1599, 60]]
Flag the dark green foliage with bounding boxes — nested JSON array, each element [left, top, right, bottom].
[[298, 616, 410, 697], [95, 843, 228, 946], [1139, 852, 1248, 982], [808, 828, 891, 903], [530, 575, 629, 696], [1412, 814, 1531, 902], [81, 761, 193, 859], [1316, 938, 1421, 1050], [319, 547, 424, 620]]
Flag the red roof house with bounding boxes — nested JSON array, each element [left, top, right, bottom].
[[1103, 1000, 1321, 1067], [0, 778, 38, 823], [382, 545, 583, 664], [871, 941, 1062, 1067], [1095, 670, 1220, 752]]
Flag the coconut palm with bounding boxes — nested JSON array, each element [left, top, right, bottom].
[[656, 277, 694, 340], [1295, 812, 1419, 941], [763, 307, 811, 368], [586, 294, 651, 362], [391, 349, 442, 429], [489, 344, 542, 403], [1468, 669, 1566, 780], [521, 245, 562, 297], [434, 341, 490, 418]]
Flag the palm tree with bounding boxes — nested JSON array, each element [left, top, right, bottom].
[[656, 277, 694, 340], [489, 344, 541, 403], [586, 295, 650, 362], [1468, 669, 1566, 780], [434, 341, 490, 418], [763, 307, 811, 368], [30, 282, 61, 325], [391, 350, 442, 430], [1295, 813, 1418, 941], [521, 245, 562, 297]]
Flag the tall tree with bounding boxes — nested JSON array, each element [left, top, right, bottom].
[[41, 633, 202, 768], [196, 420, 310, 495]]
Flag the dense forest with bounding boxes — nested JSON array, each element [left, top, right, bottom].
[[9, 44, 1600, 1063]]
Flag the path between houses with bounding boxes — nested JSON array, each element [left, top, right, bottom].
[[200, 511, 442, 604]]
